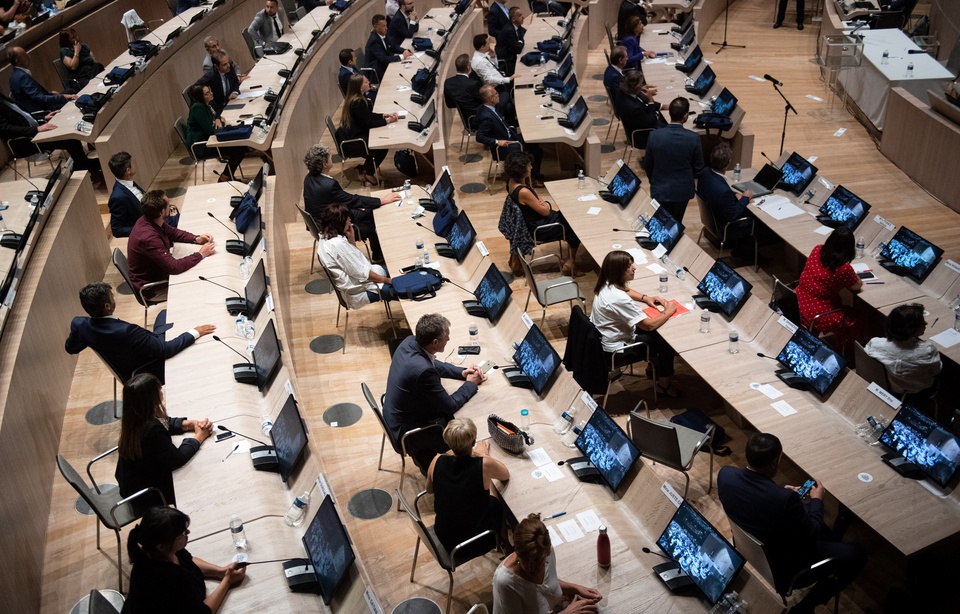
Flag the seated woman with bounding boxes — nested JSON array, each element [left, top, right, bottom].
[[123, 507, 245, 614], [493, 513, 602, 614], [339, 73, 398, 186], [426, 418, 509, 558], [317, 203, 397, 307], [620, 16, 657, 70], [504, 151, 581, 276], [184, 84, 246, 183], [590, 250, 679, 397], [865, 303, 941, 397], [58, 28, 103, 89], [796, 226, 862, 346], [115, 374, 212, 508]]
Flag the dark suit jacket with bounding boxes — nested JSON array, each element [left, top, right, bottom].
[[621, 35, 647, 69], [115, 418, 199, 506], [495, 23, 525, 75], [383, 335, 478, 443], [717, 466, 824, 591], [603, 65, 624, 95], [197, 66, 240, 115], [343, 98, 386, 141], [387, 10, 418, 48], [108, 181, 144, 238], [338, 65, 359, 93], [643, 123, 704, 202], [617, 0, 647, 40], [303, 173, 380, 230], [615, 89, 664, 148], [10, 67, 66, 114], [475, 103, 518, 153], [696, 169, 749, 227], [365, 30, 403, 80], [65, 316, 197, 383], [443, 73, 483, 124], [487, 1, 510, 36]]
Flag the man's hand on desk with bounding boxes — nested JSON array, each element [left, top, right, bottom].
[[229, 92, 238, 101], [463, 364, 487, 385], [380, 192, 403, 205], [560, 594, 600, 614], [195, 324, 216, 337], [743, 189, 754, 200], [402, 49, 413, 59], [63, 94, 78, 101], [38, 123, 57, 132]]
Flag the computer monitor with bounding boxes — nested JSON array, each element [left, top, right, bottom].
[[679, 45, 703, 73], [646, 206, 685, 254], [446, 210, 476, 263], [244, 258, 268, 318], [512, 324, 561, 396], [418, 99, 437, 129], [253, 319, 282, 392], [678, 21, 696, 49], [606, 163, 641, 208], [657, 501, 746, 605], [269, 394, 308, 483], [880, 227, 944, 284], [880, 404, 960, 487], [431, 170, 458, 236], [301, 495, 356, 605], [695, 260, 753, 318], [188, 8, 207, 25], [778, 152, 818, 196], [454, 0, 470, 15], [247, 166, 265, 202], [474, 263, 512, 324], [818, 185, 871, 231], [675, 11, 694, 37], [243, 207, 263, 255], [563, 96, 588, 130], [164, 26, 183, 45], [690, 65, 715, 94], [557, 73, 578, 104], [554, 39, 572, 62], [712, 88, 737, 117], [552, 54, 573, 81], [776, 327, 846, 396], [574, 407, 640, 491]]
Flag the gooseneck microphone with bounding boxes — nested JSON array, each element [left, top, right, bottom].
[[212, 335, 259, 384], [415, 221, 441, 237], [213, 335, 251, 361], [5, 160, 43, 197], [201, 276, 249, 314], [682, 266, 701, 284], [395, 100, 419, 120], [763, 74, 783, 86], [207, 212, 241, 240], [757, 352, 779, 361], [217, 424, 268, 446], [441, 276, 475, 296], [211, 171, 245, 196], [611, 228, 639, 233], [641, 547, 673, 561], [541, 17, 562, 36], [760, 151, 779, 169], [199, 276, 242, 297]]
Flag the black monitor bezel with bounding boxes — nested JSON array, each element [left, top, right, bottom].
[[253, 318, 282, 392], [607, 162, 641, 208], [713, 88, 737, 118], [269, 394, 308, 483], [447, 210, 476, 263], [512, 323, 562, 396], [565, 96, 588, 130], [880, 226, 945, 284], [779, 152, 819, 196], [695, 259, 753, 318], [647, 205, 685, 254], [775, 327, 847, 397], [682, 45, 703, 71], [475, 263, 513, 324], [574, 407, 641, 492], [243, 207, 263, 254], [244, 258, 268, 318], [301, 495, 356, 605], [692, 65, 715, 93]]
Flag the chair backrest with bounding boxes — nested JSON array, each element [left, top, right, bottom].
[[603, 48, 610, 66], [354, 46, 365, 69], [52, 58, 73, 90], [325, 115, 343, 153], [181, 85, 192, 110], [853, 341, 892, 391], [172, 117, 198, 163], [316, 255, 351, 311], [241, 28, 258, 61], [55, 455, 120, 529], [277, 0, 296, 19], [295, 203, 320, 242], [770, 277, 801, 326], [518, 253, 541, 305], [166, 0, 177, 16], [562, 304, 609, 396], [628, 412, 685, 469], [397, 489, 452, 571], [362, 382, 402, 454], [695, 194, 719, 237], [88, 589, 121, 614], [92, 347, 128, 385], [727, 520, 778, 589], [110, 246, 141, 302], [455, 103, 476, 133], [605, 22, 616, 52]]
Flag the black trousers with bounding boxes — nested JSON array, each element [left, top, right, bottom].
[[776, 0, 805, 24], [613, 330, 676, 377], [790, 540, 867, 613], [656, 200, 689, 225]]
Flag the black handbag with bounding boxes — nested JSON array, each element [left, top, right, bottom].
[[394, 149, 418, 178]]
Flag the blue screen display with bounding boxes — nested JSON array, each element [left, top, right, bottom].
[[880, 227, 944, 283], [608, 164, 640, 207], [819, 185, 870, 230], [712, 88, 737, 117], [692, 66, 715, 93], [776, 327, 846, 395], [779, 152, 818, 196], [512, 324, 561, 395], [880, 405, 960, 487], [475, 263, 512, 323], [646, 206, 684, 253], [575, 408, 639, 491], [696, 260, 752, 317], [683, 45, 702, 71], [446, 211, 476, 262]]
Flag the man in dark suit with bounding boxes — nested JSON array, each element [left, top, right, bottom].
[[108, 152, 143, 238], [615, 71, 666, 150], [774, 0, 804, 29], [443, 54, 483, 118], [387, 0, 418, 48], [302, 144, 401, 262], [642, 97, 703, 223], [64, 282, 214, 384], [338, 48, 360, 94], [0, 92, 101, 173], [7, 47, 76, 114], [618, 0, 649, 39], [383, 314, 486, 473], [247, 0, 287, 54], [697, 143, 752, 227], [197, 51, 241, 114], [495, 6, 526, 77], [603, 46, 628, 95], [476, 85, 543, 184], [365, 14, 412, 81], [486, 0, 511, 36], [718, 433, 866, 614]]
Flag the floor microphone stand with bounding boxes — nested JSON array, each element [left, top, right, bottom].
[[772, 82, 797, 156], [711, 0, 745, 54]]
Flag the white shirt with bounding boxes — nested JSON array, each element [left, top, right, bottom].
[[318, 235, 378, 309], [492, 550, 562, 614], [590, 284, 648, 353], [471, 50, 509, 86], [118, 179, 143, 200], [864, 336, 942, 394]]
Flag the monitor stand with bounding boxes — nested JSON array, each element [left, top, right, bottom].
[[775, 369, 809, 390], [652, 561, 693, 592], [692, 295, 720, 312], [501, 366, 533, 389], [566, 456, 603, 483]]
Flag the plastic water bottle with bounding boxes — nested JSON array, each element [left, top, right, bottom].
[[729, 329, 739, 354], [563, 417, 587, 447], [553, 406, 577, 434], [700, 311, 711, 333], [871, 241, 886, 259], [659, 273, 669, 293], [259, 121, 268, 138], [539, 53, 546, 66], [855, 236, 865, 259], [727, 598, 748, 614], [239, 256, 251, 279], [881, 49, 889, 65], [577, 169, 585, 190], [29, 193, 39, 210], [245, 320, 255, 359], [284, 491, 311, 526], [637, 213, 649, 229], [954, 309, 960, 333], [403, 179, 412, 200], [710, 591, 738, 614], [415, 236, 424, 252], [422, 248, 430, 265], [906, 62, 914, 77], [468, 322, 479, 346], [596, 526, 611, 568], [261, 412, 273, 436], [235, 314, 246, 336], [0, 212, 5, 232], [520, 408, 530, 431], [229, 515, 247, 548], [733, 163, 741, 182], [597, 174, 605, 186]]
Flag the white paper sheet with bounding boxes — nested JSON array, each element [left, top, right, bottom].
[[541, 463, 565, 482], [814, 225, 833, 235], [576, 510, 602, 532], [547, 525, 564, 547], [930, 328, 960, 349], [237, 90, 266, 100], [626, 248, 648, 264], [557, 519, 585, 542], [771, 400, 798, 416], [526, 447, 552, 467], [759, 197, 805, 220], [586, 207, 602, 215], [646, 263, 667, 274]]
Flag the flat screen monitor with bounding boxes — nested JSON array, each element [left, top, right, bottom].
[[253, 319, 282, 392], [880, 227, 944, 283], [675, 11, 694, 37], [554, 39, 571, 62], [657, 501, 746, 605], [564, 96, 588, 130], [681, 45, 702, 72], [776, 327, 846, 396], [474, 263, 512, 324], [646, 205, 685, 254], [431, 171, 458, 237], [446, 210, 475, 263], [712, 88, 737, 117], [243, 206, 263, 254], [561, 9, 579, 40], [778, 152, 818, 196], [691, 65, 715, 94], [512, 324, 561, 396], [41, 160, 63, 204], [164, 26, 183, 45], [244, 258, 268, 318], [880, 404, 960, 487], [301, 495, 356, 605], [558, 73, 578, 104], [607, 163, 641, 208], [818, 185, 871, 231], [678, 21, 696, 49], [247, 166, 265, 202], [553, 53, 573, 81], [188, 8, 207, 25], [454, 0, 470, 14], [696, 260, 753, 318], [574, 407, 640, 491], [269, 394, 308, 482], [419, 99, 437, 129]]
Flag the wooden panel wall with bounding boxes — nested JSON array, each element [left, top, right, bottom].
[[930, 0, 960, 64], [0, 173, 110, 614]]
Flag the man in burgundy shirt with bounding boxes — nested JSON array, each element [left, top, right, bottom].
[[127, 190, 216, 294]]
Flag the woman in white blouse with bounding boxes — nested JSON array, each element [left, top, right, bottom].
[[865, 302, 941, 396], [317, 203, 396, 306]]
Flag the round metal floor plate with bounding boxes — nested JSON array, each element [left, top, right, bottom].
[[588, 94, 608, 102], [305, 278, 332, 295], [601, 144, 617, 154], [309, 334, 344, 354], [115, 282, 132, 295], [458, 153, 483, 164], [323, 403, 362, 427], [348, 488, 394, 520], [85, 401, 120, 426], [591, 73, 604, 81], [460, 182, 487, 194], [592, 118, 610, 126], [69, 589, 124, 614], [75, 484, 117, 516], [392, 597, 442, 614]]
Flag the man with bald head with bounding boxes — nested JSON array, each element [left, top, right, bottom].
[[8, 47, 77, 114], [475, 85, 543, 184]]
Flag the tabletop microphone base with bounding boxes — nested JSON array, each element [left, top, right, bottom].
[[233, 363, 258, 384]]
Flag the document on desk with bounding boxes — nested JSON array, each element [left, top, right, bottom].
[[814, 225, 833, 235], [771, 400, 798, 416], [586, 207, 602, 215], [930, 328, 960, 349], [237, 90, 266, 100], [556, 519, 585, 542], [547, 525, 564, 547], [646, 262, 667, 274], [526, 447, 553, 467], [540, 462, 565, 482], [576, 509, 602, 532], [626, 248, 648, 265], [758, 196, 805, 221]]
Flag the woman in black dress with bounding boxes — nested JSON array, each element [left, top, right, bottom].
[[339, 73, 398, 186], [426, 417, 510, 558], [123, 507, 245, 614], [115, 374, 212, 507]]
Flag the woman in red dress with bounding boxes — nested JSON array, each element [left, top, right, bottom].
[[796, 226, 863, 345]]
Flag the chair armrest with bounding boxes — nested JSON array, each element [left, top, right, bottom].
[[109, 487, 168, 526], [721, 216, 755, 242], [809, 308, 842, 332], [189, 140, 207, 162], [609, 340, 649, 370], [87, 446, 119, 493], [139, 279, 169, 305], [413, 489, 430, 518], [533, 221, 565, 244], [450, 529, 494, 565]]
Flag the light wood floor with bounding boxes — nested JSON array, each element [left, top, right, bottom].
[[32, 1, 959, 612]]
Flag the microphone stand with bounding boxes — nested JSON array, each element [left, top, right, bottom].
[[771, 81, 797, 156], [711, 0, 745, 54]]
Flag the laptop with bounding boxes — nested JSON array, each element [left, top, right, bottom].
[[731, 164, 783, 197]]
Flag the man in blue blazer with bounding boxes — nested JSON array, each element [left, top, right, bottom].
[[65, 282, 215, 384], [387, 0, 418, 48], [365, 14, 411, 81], [718, 433, 866, 614], [476, 85, 543, 184], [338, 48, 377, 102], [486, 0, 510, 36], [696, 143, 752, 227], [642, 97, 703, 223], [7, 47, 77, 114], [197, 51, 241, 114], [495, 6, 526, 77], [603, 46, 628, 95], [108, 152, 179, 238], [383, 314, 486, 473]]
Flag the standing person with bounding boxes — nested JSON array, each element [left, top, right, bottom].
[[58, 28, 103, 89], [775, 0, 805, 30], [116, 374, 212, 508], [642, 96, 704, 224], [339, 74, 398, 186], [495, 7, 526, 77], [487, 0, 511, 37], [795, 226, 862, 346], [315, 203, 397, 305], [365, 14, 412, 81], [387, 0, 418, 48]]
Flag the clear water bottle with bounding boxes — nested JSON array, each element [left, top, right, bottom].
[[637, 213, 648, 229], [468, 322, 479, 346], [553, 406, 578, 434], [710, 593, 731, 614], [261, 412, 273, 436], [229, 515, 247, 548], [415, 236, 424, 252], [29, 193, 39, 210], [949, 293, 960, 311], [563, 417, 587, 447], [422, 248, 430, 265], [871, 241, 886, 259], [729, 329, 739, 354], [244, 319, 255, 342], [954, 309, 960, 333], [659, 273, 669, 292], [700, 311, 711, 333], [239, 256, 251, 279], [539, 53, 546, 66], [415, 251, 423, 267], [727, 597, 748, 614], [0, 212, 6, 232], [577, 169, 585, 189], [881, 49, 889, 65], [283, 491, 311, 526], [733, 163, 741, 182], [855, 236, 865, 259], [403, 179, 412, 199], [520, 408, 530, 431], [259, 121, 268, 138], [597, 174, 605, 186], [906, 62, 914, 77], [235, 314, 247, 336]]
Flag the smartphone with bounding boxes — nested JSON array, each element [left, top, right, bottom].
[[215, 430, 235, 443], [797, 479, 816, 499], [457, 345, 481, 355]]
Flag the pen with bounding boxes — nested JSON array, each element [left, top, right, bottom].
[[866, 281, 884, 285], [547, 512, 566, 519], [223, 443, 240, 461], [931, 317, 939, 328]]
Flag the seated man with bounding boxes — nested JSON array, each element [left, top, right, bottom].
[[383, 313, 486, 473], [108, 152, 180, 239], [697, 143, 752, 227], [614, 71, 666, 149], [603, 46, 628, 95], [494, 7, 525, 77], [201, 36, 250, 83], [65, 282, 214, 384], [718, 433, 867, 614], [476, 85, 542, 183], [0, 92, 100, 174], [365, 14, 411, 81], [198, 50, 241, 114], [247, 0, 287, 54], [471, 34, 515, 89], [338, 48, 360, 94], [8, 47, 77, 114], [302, 144, 400, 262], [443, 54, 483, 122], [387, 0, 418, 49], [127, 191, 215, 295]]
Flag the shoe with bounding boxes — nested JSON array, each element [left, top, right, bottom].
[[773, 21, 782, 29], [656, 383, 682, 398], [797, 22, 804, 30]]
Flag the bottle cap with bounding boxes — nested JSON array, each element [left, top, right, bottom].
[[598, 525, 607, 533]]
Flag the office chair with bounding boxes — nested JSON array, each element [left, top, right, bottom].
[[695, 195, 758, 270], [517, 252, 584, 326], [112, 247, 168, 328], [627, 401, 713, 498]]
